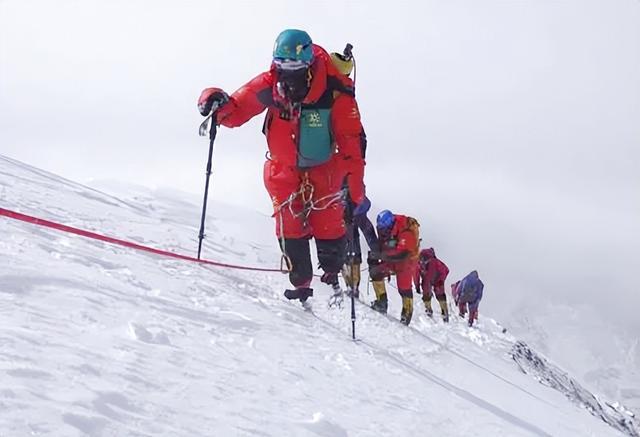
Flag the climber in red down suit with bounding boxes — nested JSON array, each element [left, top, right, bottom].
[[197, 29, 365, 304]]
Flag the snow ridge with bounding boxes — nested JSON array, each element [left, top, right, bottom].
[[512, 341, 639, 436]]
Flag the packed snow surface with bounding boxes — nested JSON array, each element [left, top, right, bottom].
[[0, 154, 636, 436]]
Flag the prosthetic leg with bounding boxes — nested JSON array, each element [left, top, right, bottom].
[[318, 237, 347, 307], [341, 262, 361, 298]]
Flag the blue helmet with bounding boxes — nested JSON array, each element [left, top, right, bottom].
[[273, 29, 313, 63], [376, 210, 395, 230]]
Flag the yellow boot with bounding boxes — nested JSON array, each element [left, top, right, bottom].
[[423, 295, 433, 317], [371, 280, 388, 313], [436, 295, 449, 323], [401, 296, 413, 326]]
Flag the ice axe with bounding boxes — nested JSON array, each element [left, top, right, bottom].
[[343, 43, 353, 60], [332, 43, 356, 84], [343, 43, 356, 85]]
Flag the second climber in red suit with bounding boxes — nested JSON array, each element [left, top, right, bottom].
[[197, 29, 365, 305], [369, 210, 420, 325]]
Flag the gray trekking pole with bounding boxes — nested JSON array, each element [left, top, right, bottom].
[[348, 226, 357, 340], [345, 199, 357, 340], [196, 109, 220, 259]]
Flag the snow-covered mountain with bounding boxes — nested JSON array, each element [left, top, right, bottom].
[[0, 153, 637, 436]]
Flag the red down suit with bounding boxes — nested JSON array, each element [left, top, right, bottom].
[[373, 214, 419, 295], [215, 45, 365, 240], [414, 249, 450, 297]]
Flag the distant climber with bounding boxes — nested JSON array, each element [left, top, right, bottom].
[[369, 210, 420, 325], [451, 270, 484, 327], [414, 248, 450, 322]]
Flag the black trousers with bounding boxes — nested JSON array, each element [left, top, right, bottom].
[[280, 236, 346, 287]]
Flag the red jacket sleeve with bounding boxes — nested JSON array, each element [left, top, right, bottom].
[[216, 72, 273, 128], [331, 93, 365, 204]]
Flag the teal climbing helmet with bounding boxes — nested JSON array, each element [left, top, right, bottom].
[[273, 29, 313, 63]]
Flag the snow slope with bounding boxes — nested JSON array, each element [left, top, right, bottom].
[[0, 154, 636, 436]]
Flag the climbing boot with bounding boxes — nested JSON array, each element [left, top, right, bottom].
[[370, 293, 388, 314], [400, 296, 413, 326], [284, 287, 313, 303], [436, 295, 449, 323], [423, 296, 433, 317]]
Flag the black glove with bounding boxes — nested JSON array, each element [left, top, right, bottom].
[[367, 251, 382, 265], [369, 264, 388, 282], [197, 88, 230, 116], [380, 250, 410, 262]]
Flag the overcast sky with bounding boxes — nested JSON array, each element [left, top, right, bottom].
[[1, 0, 639, 354]]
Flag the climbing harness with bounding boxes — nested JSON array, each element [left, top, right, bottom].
[[274, 172, 345, 273]]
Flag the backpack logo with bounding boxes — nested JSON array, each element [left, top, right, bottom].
[[305, 110, 323, 128]]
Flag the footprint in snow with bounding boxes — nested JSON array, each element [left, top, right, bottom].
[[299, 412, 348, 437], [128, 323, 171, 345]]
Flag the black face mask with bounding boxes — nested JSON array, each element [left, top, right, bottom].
[[378, 228, 392, 241], [276, 67, 310, 103]]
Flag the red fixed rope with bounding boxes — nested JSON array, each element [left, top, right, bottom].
[[0, 207, 286, 273]]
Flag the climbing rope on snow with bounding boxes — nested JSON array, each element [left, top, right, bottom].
[[0, 207, 286, 273]]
